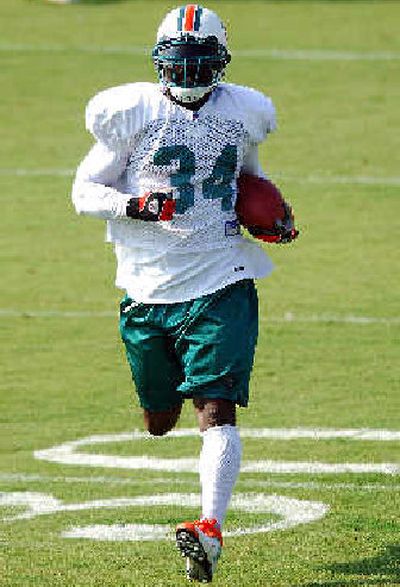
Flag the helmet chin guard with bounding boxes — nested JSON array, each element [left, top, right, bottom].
[[168, 85, 213, 103], [152, 5, 231, 104]]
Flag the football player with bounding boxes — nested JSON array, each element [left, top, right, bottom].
[[72, 4, 297, 583]]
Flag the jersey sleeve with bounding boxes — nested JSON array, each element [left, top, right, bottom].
[[243, 87, 276, 144], [71, 83, 156, 220], [241, 144, 268, 179], [222, 84, 276, 145], [85, 82, 153, 150], [71, 142, 132, 220]]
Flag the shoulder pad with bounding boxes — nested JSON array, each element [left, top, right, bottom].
[[85, 83, 159, 149], [219, 83, 276, 143]]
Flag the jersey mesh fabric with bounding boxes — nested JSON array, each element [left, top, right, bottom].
[[81, 82, 276, 302], [115, 240, 273, 303], [120, 113, 246, 251]]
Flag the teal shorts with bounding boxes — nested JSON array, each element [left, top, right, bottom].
[[119, 279, 259, 412]]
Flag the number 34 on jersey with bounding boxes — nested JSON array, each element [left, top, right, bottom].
[[152, 144, 238, 214]]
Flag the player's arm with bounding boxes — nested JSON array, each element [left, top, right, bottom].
[[71, 85, 135, 220], [241, 144, 267, 179], [72, 142, 175, 222], [72, 142, 132, 220], [72, 85, 175, 222], [239, 145, 298, 244]]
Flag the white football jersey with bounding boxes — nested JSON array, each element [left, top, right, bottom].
[[72, 82, 276, 302]]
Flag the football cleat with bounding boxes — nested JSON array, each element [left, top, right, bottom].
[[176, 518, 223, 583]]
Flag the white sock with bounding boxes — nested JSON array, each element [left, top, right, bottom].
[[199, 424, 242, 529]]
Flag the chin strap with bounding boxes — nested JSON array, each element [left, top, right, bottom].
[[168, 85, 213, 103]]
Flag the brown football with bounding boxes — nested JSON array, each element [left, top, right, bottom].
[[236, 173, 286, 230]]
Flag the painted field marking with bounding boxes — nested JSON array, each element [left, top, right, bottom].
[[234, 48, 400, 62], [0, 308, 398, 325], [275, 173, 400, 187], [1, 473, 400, 492], [34, 428, 400, 475], [0, 309, 117, 318], [0, 168, 73, 177], [264, 314, 400, 326], [1, 43, 400, 61], [2, 167, 400, 187], [0, 491, 328, 541], [2, 427, 399, 542]]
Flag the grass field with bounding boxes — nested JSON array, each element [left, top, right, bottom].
[[1, 1, 400, 585]]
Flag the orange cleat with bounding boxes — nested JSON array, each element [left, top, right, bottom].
[[176, 519, 223, 583]]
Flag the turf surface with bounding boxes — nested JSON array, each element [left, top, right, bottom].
[[1, 1, 399, 585]]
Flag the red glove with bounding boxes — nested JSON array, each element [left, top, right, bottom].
[[126, 191, 176, 221], [248, 202, 299, 244]]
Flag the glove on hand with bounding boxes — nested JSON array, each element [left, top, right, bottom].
[[126, 191, 176, 221], [248, 202, 299, 244]]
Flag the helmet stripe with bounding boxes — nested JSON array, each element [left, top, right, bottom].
[[193, 6, 203, 32], [177, 6, 185, 32], [183, 4, 196, 32]]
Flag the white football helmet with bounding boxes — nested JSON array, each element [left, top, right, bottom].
[[152, 5, 231, 103]]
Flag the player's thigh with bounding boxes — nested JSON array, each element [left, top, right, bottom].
[[177, 280, 259, 407], [120, 299, 184, 411]]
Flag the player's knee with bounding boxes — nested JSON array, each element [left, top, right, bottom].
[[144, 416, 172, 437], [143, 404, 182, 436], [147, 424, 169, 437], [193, 398, 236, 432], [146, 419, 171, 437]]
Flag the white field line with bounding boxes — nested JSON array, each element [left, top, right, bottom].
[[56, 427, 400, 441], [0, 168, 73, 177], [274, 173, 400, 187], [62, 492, 329, 540], [0, 473, 189, 485], [262, 314, 400, 326], [0, 43, 151, 55], [33, 428, 400, 475], [0, 309, 117, 318], [0, 491, 329, 540], [1, 473, 400, 492], [0, 308, 399, 325], [2, 167, 400, 187], [1, 43, 400, 61], [234, 48, 400, 62]]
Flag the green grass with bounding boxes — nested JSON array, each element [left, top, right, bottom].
[[1, 1, 400, 586]]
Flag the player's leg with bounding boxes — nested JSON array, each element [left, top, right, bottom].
[[176, 399, 241, 582], [120, 298, 184, 436], [175, 280, 259, 582], [193, 397, 236, 432], [193, 398, 240, 526], [143, 403, 182, 437]]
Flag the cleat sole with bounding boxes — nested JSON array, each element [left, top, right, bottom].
[[176, 528, 212, 583]]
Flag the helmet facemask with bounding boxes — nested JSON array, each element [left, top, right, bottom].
[[152, 34, 231, 103]]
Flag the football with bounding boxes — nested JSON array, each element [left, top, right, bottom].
[[235, 173, 286, 230]]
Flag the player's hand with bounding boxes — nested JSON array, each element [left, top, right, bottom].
[[248, 202, 299, 243], [126, 191, 176, 221]]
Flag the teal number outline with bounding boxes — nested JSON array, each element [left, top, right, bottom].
[[153, 145, 195, 214], [202, 145, 238, 211], [153, 144, 238, 214]]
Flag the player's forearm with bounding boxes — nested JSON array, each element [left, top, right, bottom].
[[72, 179, 131, 220], [242, 144, 267, 179], [71, 141, 132, 220]]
